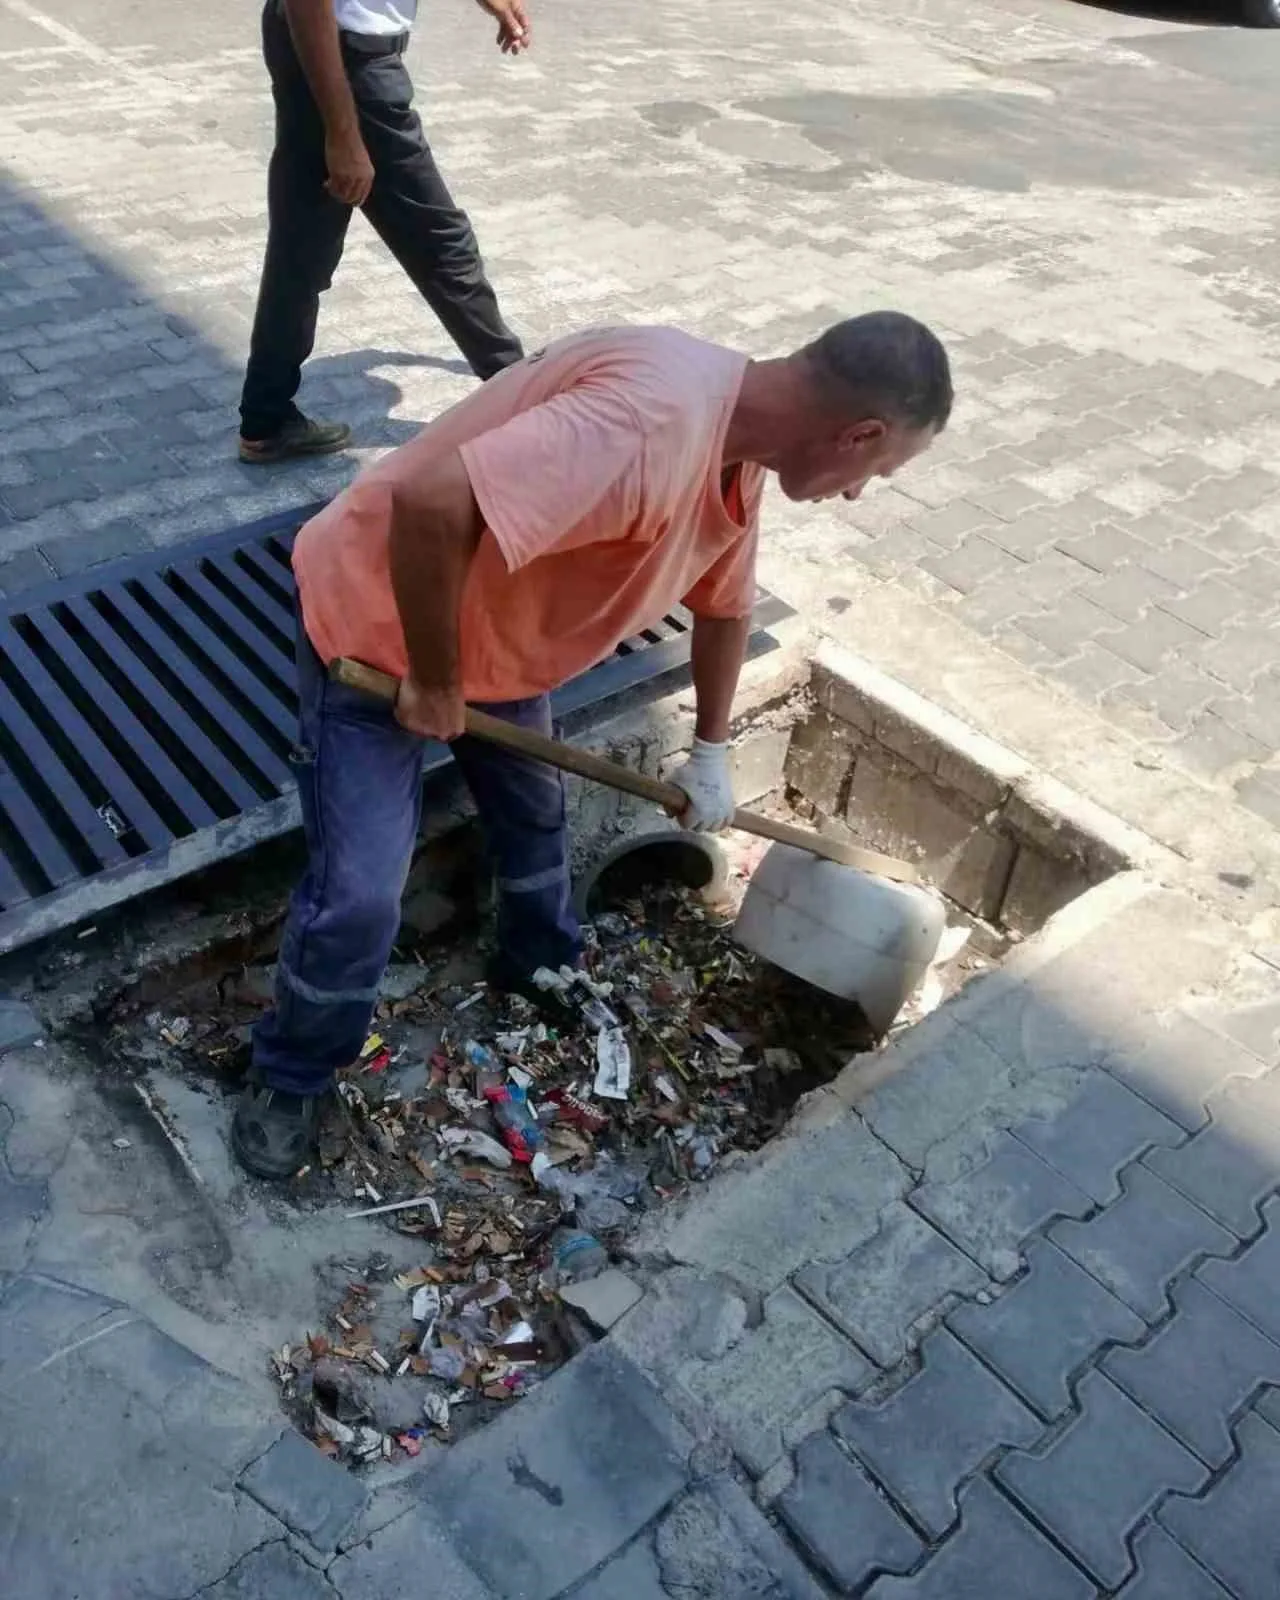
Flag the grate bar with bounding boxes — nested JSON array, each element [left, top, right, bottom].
[[0, 752, 81, 897], [226, 545, 296, 634], [162, 566, 297, 710], [0, 621, 176, 855], [23, 603, 224, 834], [128, 572, 297, 751], [60, 593, 270, 816], [0, 671, 128, 875], [196, 555, 294, 657], [0, 820, 32, 909], [0, 504, 793, 954], [105, 582, 293, 792]]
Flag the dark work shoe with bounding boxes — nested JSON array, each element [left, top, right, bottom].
[[231, 1080, 321, 1179], [485, 953, 582, 1032], [238, 412, 351, 465]]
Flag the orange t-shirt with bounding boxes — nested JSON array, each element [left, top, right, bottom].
[[292, 325, 765, 703]]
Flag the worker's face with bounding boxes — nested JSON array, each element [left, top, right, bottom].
[[776, 419, 935, 504]]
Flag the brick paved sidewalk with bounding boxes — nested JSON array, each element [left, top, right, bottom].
[[0, 0, 1277, 831], [611, 879, 1280, 1598], [2, 3, 1279, 1595]]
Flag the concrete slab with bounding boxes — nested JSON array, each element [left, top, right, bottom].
[[328, 1503, 498, 1600], [654, 1474, 826, 1600], [640, 1112, 908, 1294], [559, 1268, 644, 1333], [238, 1428, 366, 1554], [795, 1201, 989, 1368], [571, 1538, 668, 1600], [0, 1272, 284, 1599], [616, 1275, 871, 1477], [411, 1342, 692, 1600]]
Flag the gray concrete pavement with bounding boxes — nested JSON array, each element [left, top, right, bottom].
[[0, 0, 1278, 826], [3, 0, 1280, 1595], [614, 875, 1280, 1600]]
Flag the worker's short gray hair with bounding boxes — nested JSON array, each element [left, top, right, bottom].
[[804, 312, 953, 432]]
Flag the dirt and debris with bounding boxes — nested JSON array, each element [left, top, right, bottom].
[[268, 1248, 569, 1466], [104, 856, 985, 1467]]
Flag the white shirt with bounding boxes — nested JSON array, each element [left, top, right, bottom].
[[333, 0, 418, 35]]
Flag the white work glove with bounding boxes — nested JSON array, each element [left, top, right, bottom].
[[672, 738, 735, 832]]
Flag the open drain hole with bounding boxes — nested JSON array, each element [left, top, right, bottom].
[[574, 829, 728, 920]]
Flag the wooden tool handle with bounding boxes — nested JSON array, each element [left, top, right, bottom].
[[329, 657, 918, 883]]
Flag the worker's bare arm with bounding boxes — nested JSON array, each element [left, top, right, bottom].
[[689, 612, 751, 743], [388, 450, 484, 740]]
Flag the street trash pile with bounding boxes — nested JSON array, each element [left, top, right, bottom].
[[145, 877, 880, 1465]]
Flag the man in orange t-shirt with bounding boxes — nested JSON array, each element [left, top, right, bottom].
[[233, 312, 952, 1178]]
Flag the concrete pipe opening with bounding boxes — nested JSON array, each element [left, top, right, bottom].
[[573, 827, 729, 922]]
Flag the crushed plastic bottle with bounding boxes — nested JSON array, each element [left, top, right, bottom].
[[464, 1039, 501, 1074], [551, 1227, 608, 1284], [484, 1081, 545, 1162]]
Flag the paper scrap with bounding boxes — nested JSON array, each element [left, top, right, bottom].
[[593, 1026, 632, 1101]]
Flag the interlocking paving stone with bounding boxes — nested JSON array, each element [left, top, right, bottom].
[[795, 1202, 989, 1368], [1197, 1196, 1280, 1343], [1145, 1070, 1280, 1237], [863, 1477, 1094, 1600], [778, 1430, 924, 1593], [237, 1428, 366, 1554], [1116, 1524, 1232, 1600], [1051, 1164, 1237, 1323], [997, 1369, 1207, 1589], [1160, 1410, 1280, 1600], [1104, 1276, 1280, 1467], [1104, 1012, 1273, 1131], [949, 1238, 1145, 1421], [1014, 1072, 1185, 1204], [911, 1135, 1094, 1280], [833, 1327, 1040, 1538]]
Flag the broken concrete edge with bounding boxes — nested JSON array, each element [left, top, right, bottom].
[[796, 588, 1280, 925], [809, 638, 1175, 885], [827, 872, 1151, 1116], [7, 627, 810, 1043], [613, 872, 1156, 1295]]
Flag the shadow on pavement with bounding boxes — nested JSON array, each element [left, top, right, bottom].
[[0, 170, 458, 594]]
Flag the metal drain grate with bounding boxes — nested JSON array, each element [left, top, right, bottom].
[[0, 504, 791, 955]]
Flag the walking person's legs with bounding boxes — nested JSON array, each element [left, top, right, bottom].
[[238, 0, 356, 459], [349, 50, 525, 380], [232, 619, 426, 1178]]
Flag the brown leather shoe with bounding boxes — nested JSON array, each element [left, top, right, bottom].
[[239, 412, 351, 464]]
